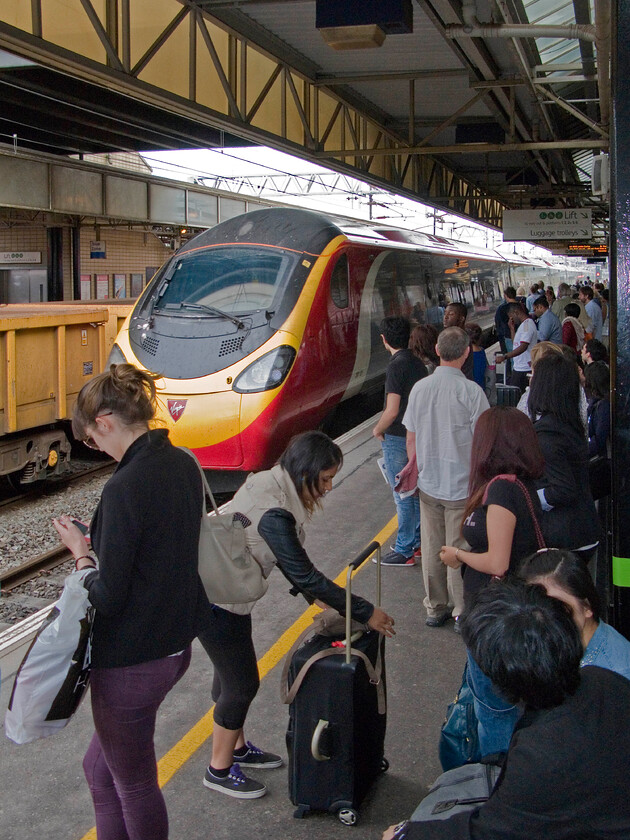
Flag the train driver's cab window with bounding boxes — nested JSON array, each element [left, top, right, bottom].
[[330, 254, 349, 309]]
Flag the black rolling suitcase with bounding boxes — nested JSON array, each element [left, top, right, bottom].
[[496, 383, 522, 407], [283, 541, 387, 825]]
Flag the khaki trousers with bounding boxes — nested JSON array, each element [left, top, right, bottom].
[[419, 490, 466, 619]]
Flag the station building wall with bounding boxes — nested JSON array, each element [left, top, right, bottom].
[[77, 228, 171, 299], [0, 225, 171, 302]]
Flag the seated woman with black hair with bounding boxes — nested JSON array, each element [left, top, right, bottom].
[[383, 580, 630, 840], [519, 548, 630, 681]]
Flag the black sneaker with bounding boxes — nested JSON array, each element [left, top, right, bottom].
[[234, 741, 283, 769], [374, 550, 416, 567], [203, 764, 267, 799], [425, 611, 452, 628]]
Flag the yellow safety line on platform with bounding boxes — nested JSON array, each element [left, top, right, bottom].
[[78, 515, 398, 840]]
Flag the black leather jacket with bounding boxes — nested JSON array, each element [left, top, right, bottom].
[[534, 413, 599, 549], [257, 508, 374, 624]]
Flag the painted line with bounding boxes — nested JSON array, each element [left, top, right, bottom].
[[78, 514, 397, 840]]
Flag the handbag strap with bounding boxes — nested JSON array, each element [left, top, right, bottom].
[[483, 474, 546, 550], [282, 639, 386, 714], [180, 447, 220, 517]]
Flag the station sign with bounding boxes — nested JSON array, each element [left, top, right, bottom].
[[540, 241, 608, 257], [0, 251, 42, 264], [566, 242, 608, 257], [502, 209, 592, 241]]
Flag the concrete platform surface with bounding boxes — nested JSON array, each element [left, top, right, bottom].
[[0, 419, 466, 840]]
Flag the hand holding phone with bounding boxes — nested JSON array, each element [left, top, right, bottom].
[[71, 519, 90, 535]]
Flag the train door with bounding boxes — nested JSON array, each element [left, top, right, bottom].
[[324, 251, 358, 401]]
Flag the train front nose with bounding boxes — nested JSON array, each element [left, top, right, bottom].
[[155, 387, 245, 468]]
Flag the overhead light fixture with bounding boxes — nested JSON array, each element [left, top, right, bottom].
[[319, 24, 386, 50], [316, 0, 412, 50]]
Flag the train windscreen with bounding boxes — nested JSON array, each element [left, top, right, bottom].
[[153, 246, 297, 316]]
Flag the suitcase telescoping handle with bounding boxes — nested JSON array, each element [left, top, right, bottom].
[[345, 541, 381, 665]]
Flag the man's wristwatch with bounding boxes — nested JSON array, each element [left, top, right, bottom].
[[392, 821, 409, 838]]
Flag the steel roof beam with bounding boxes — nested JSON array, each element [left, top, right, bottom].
[[317, 139, 606, 156]]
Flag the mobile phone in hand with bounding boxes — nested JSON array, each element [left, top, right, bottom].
[[71, 519, 90, 535]]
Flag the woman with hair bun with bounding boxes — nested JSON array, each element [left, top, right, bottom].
[[53, 363, 203, 840]]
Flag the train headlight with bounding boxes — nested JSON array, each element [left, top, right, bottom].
[[233, 345, 296, 393], [105, 343, 127, 369]]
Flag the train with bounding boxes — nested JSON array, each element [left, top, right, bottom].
[[108, 207, 572, 484]]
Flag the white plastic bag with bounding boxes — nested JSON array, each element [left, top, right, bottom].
[[5, 569, 94, 744]]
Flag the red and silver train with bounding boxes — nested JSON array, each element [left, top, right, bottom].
[[109, 207, 564, 481]]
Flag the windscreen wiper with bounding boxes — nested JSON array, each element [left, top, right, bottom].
[[175, 301, 245, 329]]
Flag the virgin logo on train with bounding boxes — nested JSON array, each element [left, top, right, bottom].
[[167, 400, 188, 422]]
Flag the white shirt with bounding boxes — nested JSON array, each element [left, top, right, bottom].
[[403, 366, 490, 501], [512, 318, 538, 372]]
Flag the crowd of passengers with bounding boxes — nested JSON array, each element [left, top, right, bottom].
[[49, 276, 627, 840]]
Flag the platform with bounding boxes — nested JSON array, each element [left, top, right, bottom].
[[0, 418, 466, 840]]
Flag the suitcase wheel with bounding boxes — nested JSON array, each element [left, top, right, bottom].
[[380, 757, 390, 772], [337, 807, 359, 826]]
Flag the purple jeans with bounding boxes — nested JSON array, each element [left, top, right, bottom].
[[83, 647, 191, 840]]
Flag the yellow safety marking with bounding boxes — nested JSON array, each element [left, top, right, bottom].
[[79, 515, 397, 840]]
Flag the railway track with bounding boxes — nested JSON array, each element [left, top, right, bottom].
[[0, 544, 74, 592], [0, 460, 115, 510]]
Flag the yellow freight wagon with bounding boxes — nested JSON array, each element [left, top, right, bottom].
[[0, 303, 133, 484]]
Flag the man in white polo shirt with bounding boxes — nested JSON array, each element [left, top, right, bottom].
[[496, 303, 538, 393], [403, 327, 489, 631]]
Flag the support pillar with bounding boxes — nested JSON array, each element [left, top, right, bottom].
[[47, 227, 64, 301], [610, 0, 630, 636]]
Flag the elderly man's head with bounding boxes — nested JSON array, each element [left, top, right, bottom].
[[436, 326, 470, 363]]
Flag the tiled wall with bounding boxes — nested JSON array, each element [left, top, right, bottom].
[[0, 226, 170, 299], [78, 228, 170, 299]]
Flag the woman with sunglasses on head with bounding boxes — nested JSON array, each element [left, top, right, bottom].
[[53, 363, 203, 840], [519, 548, 630, 681], [198, 430, 395, 800], [439, 405, 545, 759]]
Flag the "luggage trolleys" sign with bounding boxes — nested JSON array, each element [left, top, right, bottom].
[[502, 209, 592, 241]]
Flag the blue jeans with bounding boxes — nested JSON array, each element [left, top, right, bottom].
[[466, 649, 521, 758], [382, 434, 420, 557], [84, 647, 191, 840]]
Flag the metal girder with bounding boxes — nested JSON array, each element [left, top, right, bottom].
[[317, 139, 607, 156], [0, 0, 509, 226]]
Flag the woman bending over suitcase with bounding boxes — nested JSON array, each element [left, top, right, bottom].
[[198, 430, 395, 800], [53, 364, 203, 840]]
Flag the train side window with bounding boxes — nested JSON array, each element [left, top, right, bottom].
[[330, 254, 349, 309]]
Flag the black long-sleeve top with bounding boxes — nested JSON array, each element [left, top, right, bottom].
[[587, 397, 610, 457], [257, 508, 374, 624], [84, 429, 203, 668], [398, 667, 630, 840], [534, 413, 599, 549]]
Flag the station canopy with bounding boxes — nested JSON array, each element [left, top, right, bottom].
[[0, 0, 608, 243]]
